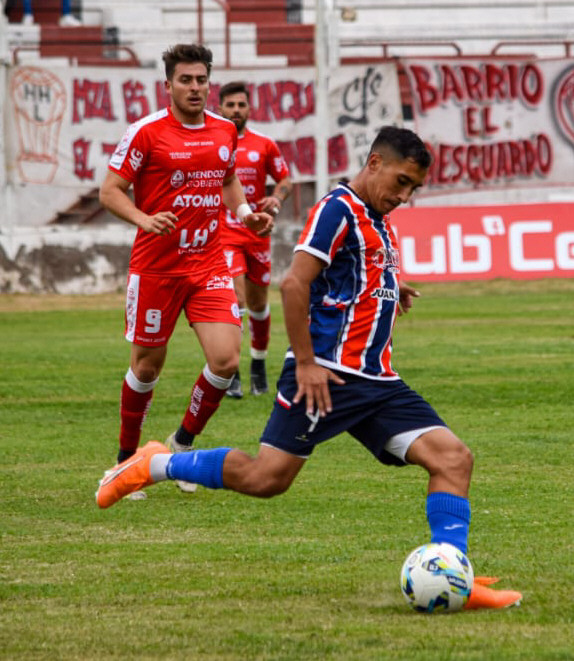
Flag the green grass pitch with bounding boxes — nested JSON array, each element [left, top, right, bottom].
[[0, 279, 572, 660]]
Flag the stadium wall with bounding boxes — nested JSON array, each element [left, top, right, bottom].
[[1, 4, 574, 293]]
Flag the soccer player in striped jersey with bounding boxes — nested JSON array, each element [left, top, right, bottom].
[[98, 44, 273, 493], [97, 126, 522, 609], [218, 81, 292, 398]]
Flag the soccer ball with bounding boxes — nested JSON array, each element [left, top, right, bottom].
[[400, 542, 474, 613]]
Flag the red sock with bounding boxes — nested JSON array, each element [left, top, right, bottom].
[[249, 308, 270, 352], [119, 377, 154, 455], [181, 371, 227, 435]]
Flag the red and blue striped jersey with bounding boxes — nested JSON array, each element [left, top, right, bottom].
[[292, 183, 401, 380]]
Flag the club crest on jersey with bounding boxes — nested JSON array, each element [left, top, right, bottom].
[[372, 245, 400, 272], [248, 151, 260, 162], [170, 170, 185, 188], [218, 146, 230, 162]]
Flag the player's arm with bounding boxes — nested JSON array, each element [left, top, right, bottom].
[[99, 170, 177, 235], [280, 251, 345, 416], [222, 173, 274, 236], [258, 176, 293, 216]]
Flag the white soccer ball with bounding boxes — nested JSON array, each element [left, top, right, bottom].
[[400, 542, 474, 613]]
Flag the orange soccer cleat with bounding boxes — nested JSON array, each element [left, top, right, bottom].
[[95, 441, 170, 509], [464, 576, 522, 610]]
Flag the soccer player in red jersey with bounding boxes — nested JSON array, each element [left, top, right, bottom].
[[99, 44, 273, 492], [97, 126, 522, 609], [218, 81, 293, 398]]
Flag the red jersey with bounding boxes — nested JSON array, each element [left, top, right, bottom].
[[108, 107, 237, 276], [220, 127, 289, 238]]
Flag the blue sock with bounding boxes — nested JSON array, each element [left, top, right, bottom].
[[426, 492, 471, 554], [167, 448, 231, 489]]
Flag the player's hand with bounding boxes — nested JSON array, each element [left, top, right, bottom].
[[138, 212, 178, 235], [244, 211, 274, 237], [258, 195, 282, 216], [293, 362, 345, 417], [398, 283, 420, 316]]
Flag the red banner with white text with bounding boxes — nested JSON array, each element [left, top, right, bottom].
[[392, 203, 574, 281]]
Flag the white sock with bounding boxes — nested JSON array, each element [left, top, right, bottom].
[[248, 304, 270, 321], [149, 454, 171, 482], [203, 364, 233, 390], [125, 367, 158, 392]]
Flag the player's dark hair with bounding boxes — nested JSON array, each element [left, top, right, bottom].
[[219, 81, 250, 104], [369, 126, 431, 169], [162, 44, 213, 80]]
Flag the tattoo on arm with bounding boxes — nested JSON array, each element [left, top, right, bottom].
[[275, 182, 291, 202]]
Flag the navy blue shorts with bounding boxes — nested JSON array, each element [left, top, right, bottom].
[[260, 360, 447, 466]]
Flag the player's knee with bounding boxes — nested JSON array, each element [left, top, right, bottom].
[[439, 441, 473, 480], [247, 300, 267, 314], [132, 364, 161, 383], [223, 358, 240, 378], [414, 432, 473, 481], [248, 474, 292, 498], [208, 354, 239, 378], [457, 443, 473, 474]]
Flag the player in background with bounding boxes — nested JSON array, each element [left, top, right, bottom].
[[96, 126, 522, 609], [218, 81, 293, 398], [99, 44, 273, 494]]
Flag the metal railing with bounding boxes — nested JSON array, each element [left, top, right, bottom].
[[491, 40, 574, 57]]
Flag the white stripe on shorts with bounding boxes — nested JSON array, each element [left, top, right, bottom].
[[125, 273, 140, 343], [385, 425, 444, 462]]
